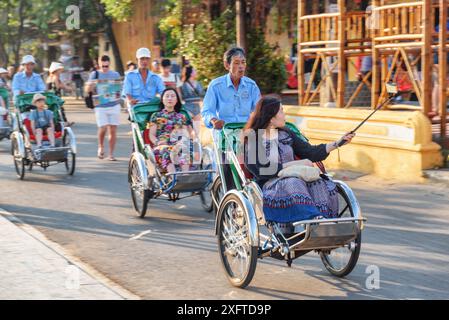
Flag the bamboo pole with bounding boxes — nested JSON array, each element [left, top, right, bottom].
[[374, 34, 423, 41], [337, 0, 346, 108], [379, 50, 401, 103], [372, 2, 424, 11], [400, 48, 423, 105], [304, 56, 320, 104], [345, 71, 373, 108], [422, 0, 432, 115], [439, 0, 448, 146], [321, 53, 338, 101], [372, 0, 381, 109], [298, 0, 305, 105]]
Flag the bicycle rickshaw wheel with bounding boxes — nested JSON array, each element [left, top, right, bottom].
[[199, 146, 215, 213], [200, 190, 214, 213], [217, 193, 258, 288], [12, 137, 25, 180], [211, 176, 225, 214], [129, 156, 151, 218], [319, 184, 362, 277], [65, 152, 76, 176]]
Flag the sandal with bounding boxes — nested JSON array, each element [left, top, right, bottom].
[[107, 156, 117, 161], [98, 149, 105, 159]]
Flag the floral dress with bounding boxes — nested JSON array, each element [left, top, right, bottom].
[[147, 109, 191, 172]]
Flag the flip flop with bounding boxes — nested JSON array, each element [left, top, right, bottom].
[[98, 149, 105, 159], [107, 156, 117, 161]]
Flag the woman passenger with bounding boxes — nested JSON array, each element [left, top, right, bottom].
[[243, 95, 355, 227]]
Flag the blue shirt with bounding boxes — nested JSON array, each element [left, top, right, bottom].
[[12, 71, 45, 98], [123, 69, 165, 104], [29, 109, 53, 128], [88, 70, 121, 108], [201, 74, 261, 128]]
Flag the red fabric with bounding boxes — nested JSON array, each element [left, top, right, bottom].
[[240, 163, 254, 179], [286, 62, 298, 89], [23, 118, 62, 141], [143, 129, 154, 147]]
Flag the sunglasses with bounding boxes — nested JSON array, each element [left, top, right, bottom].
[[101, 65, 110, 69]]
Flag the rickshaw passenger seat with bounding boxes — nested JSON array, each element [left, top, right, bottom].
[[23, 118, 62, 141]]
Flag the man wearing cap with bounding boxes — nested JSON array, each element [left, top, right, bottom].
[[123, 47, 165, 107], [12, 55, 46, 99]]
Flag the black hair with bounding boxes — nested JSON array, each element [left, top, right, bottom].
[[161, 59, 171, 68], [159, 88, 183, 113], [100, 55, 110, 62], [245, 95, 282, 131], [223, 47, 246, 64], [183, 65, 193, 82]]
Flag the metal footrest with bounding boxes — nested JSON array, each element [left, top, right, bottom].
[[291, 222, 359, 251], [35, 147, 70, 162], [169, 172, 211, 193]]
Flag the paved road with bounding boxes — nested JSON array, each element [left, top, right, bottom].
[[1, 102, 448, 299]]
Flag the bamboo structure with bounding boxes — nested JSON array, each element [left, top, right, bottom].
[[297, 0, 449, 147]]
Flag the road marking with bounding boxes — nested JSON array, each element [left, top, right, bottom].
[[129, 229, 152, 241]]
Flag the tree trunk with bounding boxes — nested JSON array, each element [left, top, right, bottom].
[[93, 0, 124, 74], [236, 0, 247, 51], [13, 0, 27, 67]]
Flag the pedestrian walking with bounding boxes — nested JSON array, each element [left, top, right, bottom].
[[70, 56, 85, 99], [86, 55, 122, 161]]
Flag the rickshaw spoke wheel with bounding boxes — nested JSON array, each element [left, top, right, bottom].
[[12, 137, 25, 180], [320, 185, 361, 277], [65, 151, 76, 176], [217, 193, 257, 288], [129, 157, 151, 218], [210, 176, 224, 215], [199, 148, 215, 212]]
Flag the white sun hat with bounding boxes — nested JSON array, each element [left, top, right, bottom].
[[49, 62, 64, 73], [0, 67, 8, 74], [136, 47, 151, 59], [21, 55, 37, 65]]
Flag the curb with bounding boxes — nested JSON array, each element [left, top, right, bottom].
[[0, 207, 140, 300], [423, 170, 449, 186]]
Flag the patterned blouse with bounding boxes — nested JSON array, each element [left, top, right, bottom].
[[147, 109, 191, 145]]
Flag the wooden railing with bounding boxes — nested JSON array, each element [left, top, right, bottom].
[[300, 11, 371, 48], [300, 13, 339, 45]]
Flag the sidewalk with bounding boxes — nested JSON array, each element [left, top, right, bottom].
[[0, 208, 137, 300]]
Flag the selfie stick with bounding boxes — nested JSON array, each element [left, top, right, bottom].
[[337, 83, 398, 147]]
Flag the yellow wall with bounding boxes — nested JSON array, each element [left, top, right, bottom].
[[283, 106, 443, 181], [112, 0, 160, 65], [199, 106, 443, 181]]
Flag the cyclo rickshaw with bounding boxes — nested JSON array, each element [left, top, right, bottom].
[[127, 99, 216, 218], [211, 122, 366, 288], [10, 92, 76, 180], [0, 87, 12, 141]]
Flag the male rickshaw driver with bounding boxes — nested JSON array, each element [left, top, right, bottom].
[[123, 48, 165, 108], [201, 47, 261, 189], [12, 55, 46, 101]]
